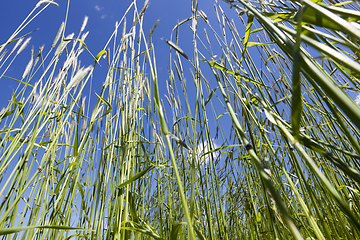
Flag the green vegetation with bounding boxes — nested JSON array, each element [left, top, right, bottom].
[[1, 0, 360, 239]]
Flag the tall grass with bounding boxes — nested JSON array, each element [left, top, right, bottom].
[[1, 0, 360, 239]]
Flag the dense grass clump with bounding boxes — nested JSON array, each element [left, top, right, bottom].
[[1, 0, 360, 239]]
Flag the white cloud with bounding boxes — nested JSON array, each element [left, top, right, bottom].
[[95, 5, 100, 11], [101, 14, 107, 19], [193, 139, 220, 166], [355, 94, 360, 105]]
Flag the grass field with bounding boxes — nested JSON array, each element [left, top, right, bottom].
[[1, 0, 360, 239]]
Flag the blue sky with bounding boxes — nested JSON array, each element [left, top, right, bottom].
[[2, 1, 360, 235], [1, 0, 359, 129], [0, 1, 240, 228], [0, 0, 241, 159], [0, 0, 236, 106], [0, 0, 241, 172]]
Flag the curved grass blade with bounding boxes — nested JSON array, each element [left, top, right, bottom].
[[121, 221, 161, 240], [0, 225, 92, 236], [117, 165, 155, 190], [170, 222, 186, 240], [240, 13, 254, 66]]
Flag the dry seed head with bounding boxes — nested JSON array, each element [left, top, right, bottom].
[[214, 4, 220, 24], [114, 21, 119, 40], [52, 22, 64, 49], [149, 19, 159, 40], [77, 60, 81, 72], [132, 0, 149, 28], [31, 82, 38, 104], [17, 37, 31, 55], [81, 96, 87, 114], [77, 47, 84, 57], [72, 50, 83, 70], [165, 95, 172, 107], [232, 19, 240, 40], [11, 38, 23, 54], [62, 51, 76, 71], [0, 107, 6, 116], [72, 59, 78, 73], [66, 65, 91, 90], [91, 104, 104, 122], [22, 54, 34, 79], [30, 46, 34, 59], [53, 71, 67, 91], [55, 33, 74, 55], [204, 28, 210, 46], [221, 15, 226, 38], [80, 16, 89, 32], [34, 45, 44, 67], [198, 10, 208, 23], [80, 31, 89, 42], [80, 118, 88, 139], [0, 49, 7, 63], [122, 18, 127, 40]]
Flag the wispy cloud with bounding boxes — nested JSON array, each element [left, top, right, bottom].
[[94, 5, 107, 19]]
